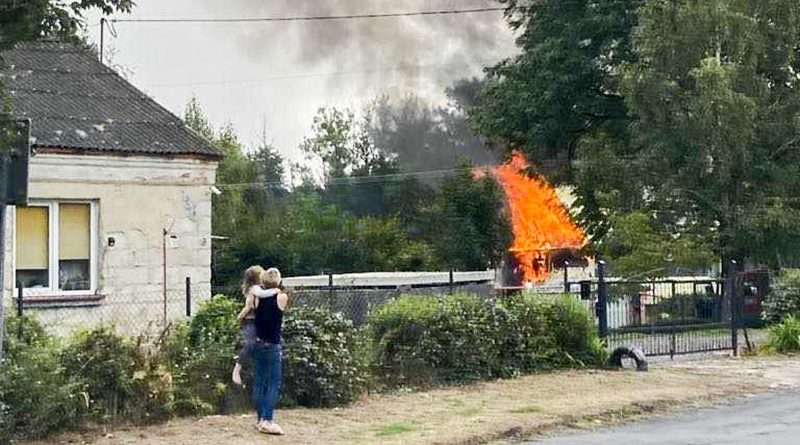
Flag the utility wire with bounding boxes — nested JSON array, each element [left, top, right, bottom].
[[111, 7, 506, 24], [144, 59, 499, 88], [217, 166, 483, 189], [214, 159, 585, 190]]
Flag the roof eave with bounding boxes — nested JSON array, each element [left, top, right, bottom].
[[33, 145, 222, 162]]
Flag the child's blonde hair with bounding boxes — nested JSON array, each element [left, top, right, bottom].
[[262, 267, 282, 288], [241, 265, 265, 296]]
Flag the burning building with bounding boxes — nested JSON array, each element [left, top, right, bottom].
[[491, 151, 589, 286]]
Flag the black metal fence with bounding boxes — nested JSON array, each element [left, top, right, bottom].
[[11, 270, 746, 359], [568, 269, 736, 357]]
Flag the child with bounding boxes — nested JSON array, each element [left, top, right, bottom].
[[231, 265, 279, 386]]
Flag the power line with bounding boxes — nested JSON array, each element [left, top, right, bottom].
[[144, 59, 499, 88], [217, 166, 483, 190], [111, 7, 506, 24], [215, 158, 583, 190]]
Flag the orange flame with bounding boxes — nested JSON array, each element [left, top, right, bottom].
[[491, 151, 586, 283]]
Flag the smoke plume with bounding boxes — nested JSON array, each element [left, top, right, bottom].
[[222, 0, 517, 98]]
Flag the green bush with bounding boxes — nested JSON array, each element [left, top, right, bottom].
[[537, 295, 607, 367], [163, 296, 242, 415], [763, 270, 800, 325], [425, 295, 500, 383], [369, 294, 499, 385], [765, 316, 800, 353], [368, 295, 439, 384], [0, 316, 85, 442], [282, 307, 368, 407], [368, 293, 605, 386], [60, 327, 172, 423], [499, 294, 605, 371], [165, 296, 368, 413]]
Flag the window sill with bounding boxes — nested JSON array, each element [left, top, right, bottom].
[[19, 294, 105, 309]]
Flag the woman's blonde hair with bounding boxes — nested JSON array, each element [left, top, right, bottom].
[[241, 265, 265, 296], [262, 267, 282, 288]]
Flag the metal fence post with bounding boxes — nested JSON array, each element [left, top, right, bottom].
[[449, 270, 454, 295], [597, 260, 608, 338], [185, 276, 191, 317], [730, 267, 739, 357], [563, 266, 569, 294], [16, 284, 23, 340], [328, 272, 334, 309]]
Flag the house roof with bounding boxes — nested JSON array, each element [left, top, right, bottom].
[[2, 41, 220, 160]]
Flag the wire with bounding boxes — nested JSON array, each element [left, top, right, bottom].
[[144, 59, 498, 88], [217, 166, 483, 190], [214, 158, 581, 190], [110, 7, 506, 24]]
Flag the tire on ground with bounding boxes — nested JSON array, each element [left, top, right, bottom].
[[607, 346, 648, 371]]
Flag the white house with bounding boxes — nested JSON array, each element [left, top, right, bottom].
[[2, 42, 219, 334]]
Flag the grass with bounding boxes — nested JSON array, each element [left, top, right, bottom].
[[377, 421, 416, 437], [511, 405, 542, 414], [458, 406, 484, 416], [25, 356, 800, 445]]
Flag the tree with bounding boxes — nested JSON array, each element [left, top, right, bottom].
[[621, 0, 800, 269], [426, 161, 512, 270], [300, 106, 398, 217], [367, 94, 496, 173], [471, 0, 640, 181], [184, 99, 263, 289], [600, 212, 715, 278], [473, 0, 800, 275], [0, 0, 134, 48]]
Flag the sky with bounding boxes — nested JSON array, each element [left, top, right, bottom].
[[86, 0, 518, 162]]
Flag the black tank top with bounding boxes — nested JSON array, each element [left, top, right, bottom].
[[254, 292, 283, 344]]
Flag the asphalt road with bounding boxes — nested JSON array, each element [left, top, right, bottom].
[[527, 391, 800, 445]]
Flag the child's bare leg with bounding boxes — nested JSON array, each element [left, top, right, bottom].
[[232, 361, 243, 385]]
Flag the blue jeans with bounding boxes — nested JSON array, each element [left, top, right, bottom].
[[250, 342, 282, 421]]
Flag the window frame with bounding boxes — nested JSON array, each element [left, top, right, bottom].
[[14, 200, 98, 297]]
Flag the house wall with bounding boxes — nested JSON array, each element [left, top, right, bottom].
[[3, 153, 217, 335]]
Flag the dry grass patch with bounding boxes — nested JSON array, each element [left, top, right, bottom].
[[23, 356, 800, 445]]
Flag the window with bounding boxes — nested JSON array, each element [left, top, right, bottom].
[[15, 201, 97, 295]]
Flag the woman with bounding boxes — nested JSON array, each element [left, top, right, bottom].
[[250, 267, 289, 435], [231, 266, 278, 386]]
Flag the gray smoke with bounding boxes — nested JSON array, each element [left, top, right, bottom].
[[223, 0, 517, 98]]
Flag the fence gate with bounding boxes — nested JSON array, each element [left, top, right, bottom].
[[572, 274, 736, 357]]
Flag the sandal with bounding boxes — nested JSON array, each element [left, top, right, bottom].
[[257, 421, 285, 435]]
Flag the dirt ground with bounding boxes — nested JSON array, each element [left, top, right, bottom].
[[25, 355, 800, 445]]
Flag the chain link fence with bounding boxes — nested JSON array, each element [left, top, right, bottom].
[[7, 274, 497, 339], [287, 282, 494, 328], [7, 277, 208, 339]]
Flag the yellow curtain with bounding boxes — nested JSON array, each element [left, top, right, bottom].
[[16, 207, 49, 270], [59, 203, 90, 260]]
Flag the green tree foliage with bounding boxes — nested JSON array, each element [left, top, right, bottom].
[[622, 0, 800, 268], [0, 0, 134, 48], [190, 98, 511, 288], [427, 163, 512, 270], [474, 0, 800, 272], [472, 0, 639, 180], [600, 212, 716, 278], [367, 93, 497, 173]]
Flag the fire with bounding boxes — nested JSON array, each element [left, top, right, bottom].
[[491, 151, 586, 283]]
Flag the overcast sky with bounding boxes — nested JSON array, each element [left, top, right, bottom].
[[86, 0, 517, 162]]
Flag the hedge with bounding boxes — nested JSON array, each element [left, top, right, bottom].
[[1, 291, 606, 442]]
